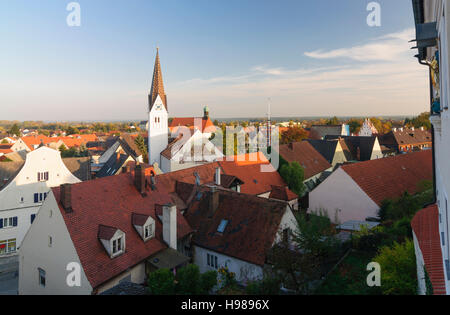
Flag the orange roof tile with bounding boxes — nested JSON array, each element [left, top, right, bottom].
[[341, 150, 432, 206], [411, 204, 446, 295]]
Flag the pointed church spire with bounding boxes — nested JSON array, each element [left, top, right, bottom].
[[149, 47, 167, 111]]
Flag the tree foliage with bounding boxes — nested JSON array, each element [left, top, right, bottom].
[[280, 127, 309, 144], [147, 265, 218, 295], [279, 161, 306, 196], [374, 239, 417, 295], [8, 124, 20, 137], [405, 112, 431, 130], [267, 211, 340, 294]]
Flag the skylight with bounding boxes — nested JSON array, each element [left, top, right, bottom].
[[217, 220, 228, 233]]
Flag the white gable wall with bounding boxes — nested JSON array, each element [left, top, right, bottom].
[[19, 191, 92, 295], [308, 167, 379, 224], [0, 147, 81, 250]]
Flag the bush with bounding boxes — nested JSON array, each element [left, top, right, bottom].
[[147, 268, 175, 295], [245, 277, 281, 295], [374, 239, 417, 295], [200, 270, 218, 294], [175, 264, 201, 295]]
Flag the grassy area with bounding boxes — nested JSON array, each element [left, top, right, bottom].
[[314, 250, 382, 295]]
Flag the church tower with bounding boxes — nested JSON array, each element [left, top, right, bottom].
[[148, 48, 168, 166]]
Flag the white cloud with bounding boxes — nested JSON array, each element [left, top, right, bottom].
[[304, 28, 415, 62], [168, 28, 429, 118]]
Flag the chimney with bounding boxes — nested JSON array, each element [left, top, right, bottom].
[[60, 184, 73, 213], [421, 126, 424, 131], [215, 167, 221, 186], [150, 173, 156, 191], [411, 127, 414, 131], [209, 186, 220, 216], [163, 204, 177, 250], [134, 162, 145, 195]]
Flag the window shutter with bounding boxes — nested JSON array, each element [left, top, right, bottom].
[[34, 193, 39, 203], [31, 214, 36, 224], [45, 172, 49, 181], [13, 217, 18, 227], [0, 219, 3, 229], [37, 173, 40, 181]]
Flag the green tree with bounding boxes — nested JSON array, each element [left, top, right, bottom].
[[374, 239, 417, 295], [279, 161, 306, 196], [8, 124, 20, 137], [1, 139, 9, 144], [348, 119, 362, 134], [326, 116, 339, 125], [267, 211, 340, 294], [134, 135, 148, 162], [147, 268, 175, 295]]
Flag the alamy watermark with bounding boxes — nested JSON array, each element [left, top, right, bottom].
[[66, 2, 81, 27], [367, 2, 381, 27]]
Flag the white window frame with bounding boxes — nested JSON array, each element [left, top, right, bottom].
[[111, 236, 124, 256]]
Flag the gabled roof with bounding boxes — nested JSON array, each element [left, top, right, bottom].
[[341, 150, 432, 206], [96, 153, 130, 178], [309, 125, 344, 140], [184, 186, 288, 266], [149, 48, 167, 111], [62, 157, 91, 181], [379, 128, 432, 148], [278, 141, 332, 179], [98, 225, 119, 241], [218, 153, 287, 195], [325, 135, 378, 161], [170, 117, 216, 133], [269, 185, 298, 201], [0, 161, 25, 190], [305, 139, 339, 164], [118, 134, 143, 159], [52, 173, 193, 289], [411, 204, 446, 295]]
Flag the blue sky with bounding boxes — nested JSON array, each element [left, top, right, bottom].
[[0, 0, 429, 121]]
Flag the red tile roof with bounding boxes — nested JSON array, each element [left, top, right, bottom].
[[52, 173, 193, 289], [218, 153, 287, 195], [341, 150, 432, 206], [269, 185, 298, 201], [170, 117, 216, 133], [185, 186, 287, 266], [278, 141, 332, 179], [411, 204, 446, 295], [157, 152, 287, 196]]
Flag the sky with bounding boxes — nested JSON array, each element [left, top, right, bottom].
[[0, 0, 429, 121]]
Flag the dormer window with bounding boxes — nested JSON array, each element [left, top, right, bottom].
[[144, 223, 154, 239], [132, 213, 155, 242], [112, 236, 123, 255], [98, 225, 126, 258]]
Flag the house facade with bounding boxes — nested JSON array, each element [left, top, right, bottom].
[[309, 151, 433, 223], [411, 0, 450, 295], [0, 146, 81, 256]]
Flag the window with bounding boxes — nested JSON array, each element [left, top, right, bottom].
[[38, 268, 46, 287], [217, 220, 228, 233], [0, 217, 17, 229], [144, 223, 153, 239], [48, 236, 52, 247], [0, 239, 16, 255], [33, 193, 47, 204], [112, 236, 123, 255], [31, 214, 36, 224], [37, 172, 49, 182], [207, 253, 218, 269]]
